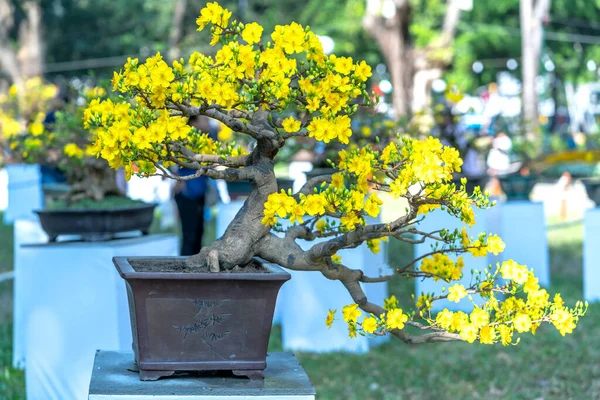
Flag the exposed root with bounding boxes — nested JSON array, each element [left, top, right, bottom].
[[208, 250, 220, 273]]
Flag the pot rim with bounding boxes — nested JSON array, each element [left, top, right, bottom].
[[34, 203, 157, 215], [113, 256, 291, 281]]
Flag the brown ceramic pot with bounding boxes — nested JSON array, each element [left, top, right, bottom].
[[113, 256, 290, 381]]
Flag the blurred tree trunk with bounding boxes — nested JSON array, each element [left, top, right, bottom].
[[168, 0, 187, 61], [364, 0, 461, 118], [18, 1, 44, 78], [0, 0, 44, 85], [520, 0, 550, 134]]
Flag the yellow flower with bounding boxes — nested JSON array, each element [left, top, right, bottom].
[[500, 260, 529, 284], [486, 235, 506, 255], [364, 193, 383, 218], [362, 316, 378, 334], [498, 325, 513, 346], [331, 55, 354, 75], [513, 313, 532, 333], [29, 122, 44, 136], [242, 22, 263, 44], [281, 116, 301, 133], [342, 303, 362, 323], [469, 308, 489, 329], [354, 60, 372, 81], [325, 309, 336, 328], [468, 240, 488, 257], [63, 143, 84, 159], [386, 308, 408, 330], [448, 284, 467, 303], [218, 124, 233, 141], [331, 254, 342, 264], [479, 325, 495, 344], [459, 323, 478, 343], [348, 323, 357, 338], [384, 295, 398, 311], [550, 308, 576, 336]]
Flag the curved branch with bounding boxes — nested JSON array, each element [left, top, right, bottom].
[[297, 174, 332, 196], [169, 141, 249, 167]]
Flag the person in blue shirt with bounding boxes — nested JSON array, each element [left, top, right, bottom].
[[174, 116, 212, 255]]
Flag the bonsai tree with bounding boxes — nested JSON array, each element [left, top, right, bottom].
[[0, 77, 58, 164], [85, 2, 586, 345], [7, 85, 126, 205]]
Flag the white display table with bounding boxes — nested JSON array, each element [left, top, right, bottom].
[[498, 201, 550, 287], [127, 175, 177, 230], [280, 237, 389, 353], [14, 234, 179, 400], [415, 201, 549, 312], [4, 164, 43, 224], [88, 351, 316, 400], [0, 167, 8, 211], [415, 208, 494, 312], [584, 208, 600, 302]]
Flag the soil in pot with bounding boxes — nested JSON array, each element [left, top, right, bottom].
[[129, 258, 268, 274], [114, 256, 290, 381]]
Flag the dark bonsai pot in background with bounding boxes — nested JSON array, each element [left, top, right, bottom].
[[497, 173, 537, 201], [227, 178, 294, 199], [581, 177, 600, 205], [35, 203, 156, 242], [113, 257, 290, 381]]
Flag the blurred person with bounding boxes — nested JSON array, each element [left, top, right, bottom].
[[40, 85, 70, 185], [482, 83, 503, 136], [486, 132, 512, 175], [174, 115, 214, 255]]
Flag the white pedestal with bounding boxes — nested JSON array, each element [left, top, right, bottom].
[[414, 208, 494, 312], [0, 167, 8, 211], [14, 234, 179, 400], [88, 351, 316, 399], [414, 201, 549, 312], [499, 201, 550, 287], [281, 239, 389, 353], [216, 199, 245, 240], [127, 175, 176, 230], [289, 161, 313, 193], [4, 164, 43, 224], [584, 208, 600, 302]]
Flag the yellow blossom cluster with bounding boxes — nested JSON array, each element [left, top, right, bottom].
[[431, 261, 587, 344], [421, 254, 465, 282], [332, 296, 410, 337], [85, 2, 373, 179], [0, 77, 57, 143]]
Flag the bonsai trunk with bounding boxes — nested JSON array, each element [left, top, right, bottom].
[[186, 160, 278, 271], [67, 158, 123, 203]]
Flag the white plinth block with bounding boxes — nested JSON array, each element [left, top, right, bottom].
[[584, 208, 600, 302], [88, 351, 316, 400], [215, 199, 245, 240], [414, 208, 491, 312], [14, 234, 179, 400], [499, 201, 550, 287], [280, 217, 389, 353], [4, 164, 43, 223]]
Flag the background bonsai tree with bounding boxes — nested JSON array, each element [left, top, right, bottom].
[[0, 77, 58, 165], [85, 2, 586, 345], [7, 85, 125, 205]]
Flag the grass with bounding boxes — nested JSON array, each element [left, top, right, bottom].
[[0, 216, 598, 399]]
